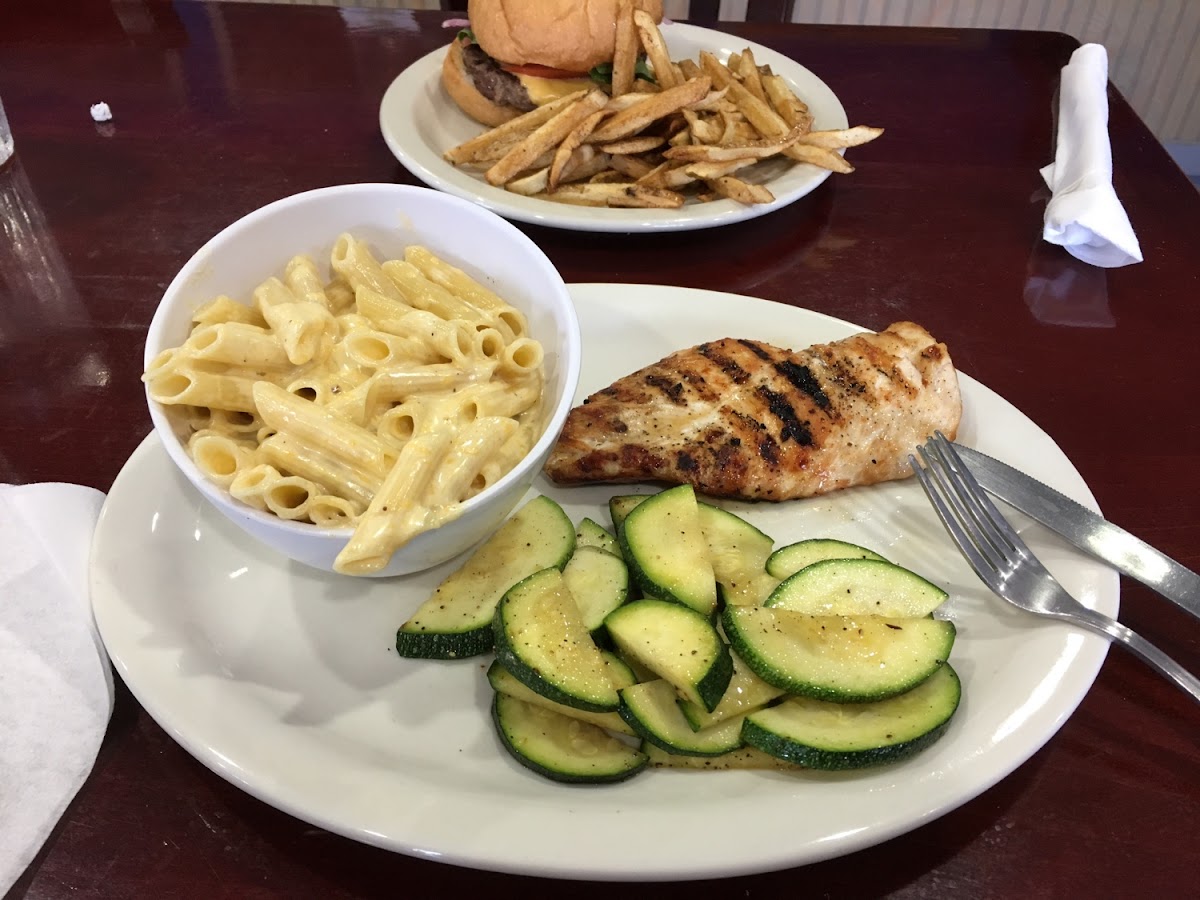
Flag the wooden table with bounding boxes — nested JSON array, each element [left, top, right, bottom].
[[2, 2, 1197, 897]]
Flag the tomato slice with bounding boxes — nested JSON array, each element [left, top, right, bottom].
[[500, 62, 587, 79]]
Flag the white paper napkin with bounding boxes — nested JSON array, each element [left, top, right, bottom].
[[0, 483, 113, 896], [1040, 44, 1142, 268]]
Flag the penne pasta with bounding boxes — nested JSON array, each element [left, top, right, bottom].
[[192, 294, 267, 328], [144, 236, 547, 575], [284, 255, 334, 310]]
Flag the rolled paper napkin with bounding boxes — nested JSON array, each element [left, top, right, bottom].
[[1040, 43, 1142, 268], [0, 483, 113, 895]]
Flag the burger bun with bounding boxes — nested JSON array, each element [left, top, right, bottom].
[[440, 37, 523, 128], [468, 0, 664, 74]]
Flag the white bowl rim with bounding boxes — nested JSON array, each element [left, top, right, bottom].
[[143, 182, 582, 539]]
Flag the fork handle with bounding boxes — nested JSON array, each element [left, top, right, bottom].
[[1069, 607, 1200, 704]]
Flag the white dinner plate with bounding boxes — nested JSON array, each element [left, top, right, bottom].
[[378, 23, 849, 232], [91, 285, 1116, 881]]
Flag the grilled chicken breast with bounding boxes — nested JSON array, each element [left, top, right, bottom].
[[544, 321, 961, 500]]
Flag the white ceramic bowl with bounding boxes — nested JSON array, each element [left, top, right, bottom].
[[144, 183, 581, 577]]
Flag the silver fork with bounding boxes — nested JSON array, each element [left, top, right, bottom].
[[910, 432, 1200, 704]]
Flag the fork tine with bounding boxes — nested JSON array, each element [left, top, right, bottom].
[[926, 433, 1031, 560], [915, 442, 1006, 572], [908, 450, 1000, 583]]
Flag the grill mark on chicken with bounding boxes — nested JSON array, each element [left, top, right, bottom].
[[775, 359, 831, 410], [756, 385, 814, 446], [545, 322, 962, 500], [698, 342, 751, 384], [644, 373, 686, 405]]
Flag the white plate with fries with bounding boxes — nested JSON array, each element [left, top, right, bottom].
[[92, 284, 1116, 880], [380, 23, 862, 232]]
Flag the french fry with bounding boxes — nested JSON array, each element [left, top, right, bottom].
[[605, 93, 651, 113], [638, 162, 702, 190], [663, 125, 806, 163], [597, 135, 665, 155], [443, 91, 588, 164], [588, 169, 630, 184], [505, 167, 552, 196], [762, 74, 813, 133], [549, 110, 605, 191], [686, 87, 731, 113], [682, 109, 723, 145], [796, 126, 885, 149], [788, 143, 855, 174], [545, 182, 686, 208], [699, 51, 790, 139], [588, 76, 711, 144], [634, 8, 679, 89], [561, 148, 613, 183], [485, 90, 609, 186], [735, 49, 768, 103], [683, 158, 759, 180], [608, 152, 657, 180], [444, 33, 882, 209], [706, 175, 775, 204], [611, 0, 638, 98], [507, 147, 612, 196], [667, 127, 692, 147]]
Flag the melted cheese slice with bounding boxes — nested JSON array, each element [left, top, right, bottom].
[[515, 74, 595, 106]]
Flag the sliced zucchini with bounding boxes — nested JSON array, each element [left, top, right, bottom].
[[722, 605, 956, 703], [742, 663, 961, 770], [698, 503, 779, 607], [600, 650, 639, 690], [493, 568, 619, 713], [608, 494, 649, 536], [619, 679, 744, 756], [575, 517, 619, 555], [766, 558, 948, 617], [619, 484, 717, 616], [487, 660, 636, 737], [396, 495, 575, 659], [604, 598, 732, 712], [492, 693, 647, 784], [645, 744, 805, 771], [562, 545, 629, 632], [766, 538, 888, 580], [678, 650, 785, 731]]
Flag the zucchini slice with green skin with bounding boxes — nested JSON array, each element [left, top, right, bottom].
[[396, 495, 575, 659], [575, 517, 619, 555], [619, 680, 745, 756], [742, 663, 961, 770], [722, 605, 956, 703], [604, 599, 733, 712], [562, 545, 629, 632], [678, 650, 785, 731], [493, 567, 619, 713], [619, 485, 717, 616], [492, 693, 648, 784], [766, 558, 949, 618], [645, 744, 805, 771], [608, 494, 650, 536], [766, 538, 888, 580], [698, 503, 779, 607], [487, 660, 636, 737]]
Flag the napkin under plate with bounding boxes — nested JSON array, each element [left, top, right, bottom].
[[0, 483, 113, 896]]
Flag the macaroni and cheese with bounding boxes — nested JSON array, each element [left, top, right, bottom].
[[143, 235, 546, 576]]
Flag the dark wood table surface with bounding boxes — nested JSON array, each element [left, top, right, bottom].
[[2, 2, 1198, 897]]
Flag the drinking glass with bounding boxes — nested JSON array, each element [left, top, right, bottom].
[[0, 96, 14, 167]]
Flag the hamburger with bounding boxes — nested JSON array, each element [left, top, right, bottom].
[[442, 0, 664, 127]]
